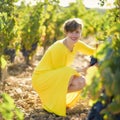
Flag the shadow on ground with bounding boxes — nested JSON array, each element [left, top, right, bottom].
[[25, 106, 89, 120]]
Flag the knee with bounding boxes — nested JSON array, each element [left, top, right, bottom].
[[72, 76, 86, 86], [68, 76, 86, 92], [77, 76, 86, 88]]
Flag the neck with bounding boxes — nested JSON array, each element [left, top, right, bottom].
[[63, 38, 73, 51]]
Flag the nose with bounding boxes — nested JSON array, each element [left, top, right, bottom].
[[71, 32, 77, 36]]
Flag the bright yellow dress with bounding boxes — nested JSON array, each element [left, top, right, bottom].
[[32, 39, 95, 116]]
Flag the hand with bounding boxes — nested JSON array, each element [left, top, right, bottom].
[[89, 56, 98, 66]]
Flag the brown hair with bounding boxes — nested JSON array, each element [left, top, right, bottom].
[[63, 18, 83, 32]]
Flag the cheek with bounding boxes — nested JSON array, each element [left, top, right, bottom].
[[67, 33, 72, 38], [77, 33, 81, 38]]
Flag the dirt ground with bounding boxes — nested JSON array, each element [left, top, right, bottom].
[[0, 37, 96, 120]]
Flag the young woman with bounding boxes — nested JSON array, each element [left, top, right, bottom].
[[32, 18, 96, 116]]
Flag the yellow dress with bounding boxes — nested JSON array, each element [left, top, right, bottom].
[[32, 39, 95, 116]]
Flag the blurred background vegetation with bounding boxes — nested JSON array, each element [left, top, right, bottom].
[[0, 0, 120, 119]]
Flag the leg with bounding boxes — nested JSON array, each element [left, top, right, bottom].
[[68, 75, 86, 93]]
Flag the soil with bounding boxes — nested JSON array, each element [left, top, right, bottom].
[[0, 37, 96, 120]]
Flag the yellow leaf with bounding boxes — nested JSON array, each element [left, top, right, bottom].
[[86, 66, 98, 85], [1, 56, 7, 69]]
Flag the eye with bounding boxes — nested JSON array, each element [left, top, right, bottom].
[[76, 30, 80, 34]]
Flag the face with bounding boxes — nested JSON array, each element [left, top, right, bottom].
[[66, 28, 81, 44]]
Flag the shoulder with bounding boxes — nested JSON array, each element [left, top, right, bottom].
[[44, 40, 65, 55], [48, 40, 64, 50], [75, 40, 87, 47]]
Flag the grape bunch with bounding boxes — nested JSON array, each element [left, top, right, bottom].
[[4, 48, 16, 63], [87, 101, 105, 120], [21, 41, 38, 65]]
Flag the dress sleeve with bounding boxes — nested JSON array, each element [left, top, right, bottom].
[[75, 41, 96, 55]]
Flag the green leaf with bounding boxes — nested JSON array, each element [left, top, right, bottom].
[[107, 102, 120, 114]]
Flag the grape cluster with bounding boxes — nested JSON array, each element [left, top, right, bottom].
[[87, 100, 120, 120], [87, 101, 105, 120], [4, 48, 16, 63], [21, 42, 38, 64]]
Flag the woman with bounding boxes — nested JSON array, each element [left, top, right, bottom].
[[32, 18, 96, 116]]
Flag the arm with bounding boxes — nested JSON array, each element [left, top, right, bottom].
[[75, 41, 96, 55]]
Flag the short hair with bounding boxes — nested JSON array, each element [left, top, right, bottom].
[[63, 18, 83, 32]]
